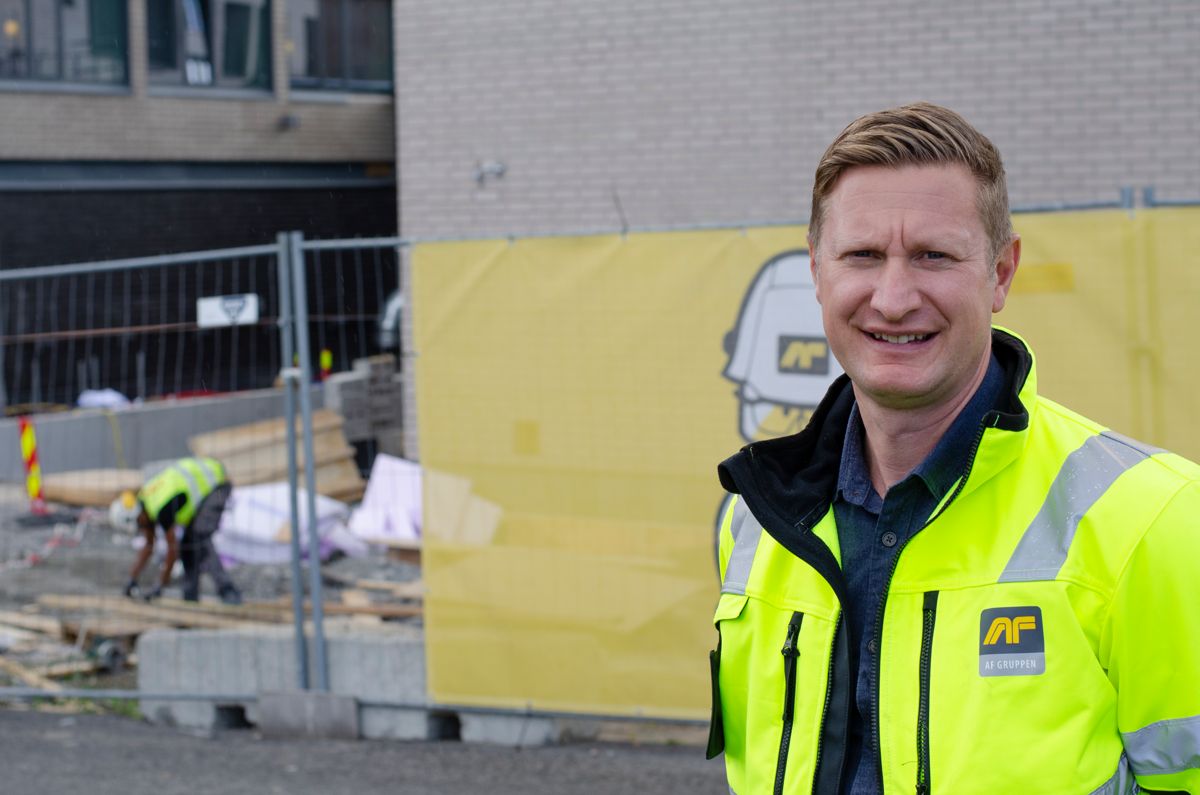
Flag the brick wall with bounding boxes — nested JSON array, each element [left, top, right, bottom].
[[393, 0, 1200, 239]]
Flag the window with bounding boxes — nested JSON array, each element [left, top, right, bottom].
[[0, 0, 128, 84], [146, 0, 270, 89], [289, 0, 391, 92]]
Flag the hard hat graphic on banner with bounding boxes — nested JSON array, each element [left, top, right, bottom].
[[723, 250, 843, 442]]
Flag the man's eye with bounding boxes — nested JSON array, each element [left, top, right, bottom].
[[923, 251, 948, 260]]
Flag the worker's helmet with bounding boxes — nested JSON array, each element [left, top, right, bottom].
[[722, 250, 843, 442], [108, 491, 141, 534]]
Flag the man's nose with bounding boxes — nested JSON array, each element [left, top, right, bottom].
[[869, 259, 921, 320]]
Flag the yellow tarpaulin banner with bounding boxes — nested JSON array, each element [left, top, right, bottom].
[[412, 208, 1200, 718]]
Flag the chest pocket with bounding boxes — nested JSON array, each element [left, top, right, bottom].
[[707, 592, 748, 759]]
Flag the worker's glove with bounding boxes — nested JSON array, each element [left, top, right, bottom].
[[123, 579, 141, 599], [142, 585, 163, 602]]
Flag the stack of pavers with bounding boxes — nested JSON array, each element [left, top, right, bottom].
[[324, 354, 405, 456]]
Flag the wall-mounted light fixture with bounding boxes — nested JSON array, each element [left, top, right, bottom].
[[474, 160, 507, 187]]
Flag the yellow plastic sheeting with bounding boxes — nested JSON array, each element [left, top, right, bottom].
[[412, 208, 1200, 718], [414, 228, 808, 717], [1003, 208, 1200, 459]]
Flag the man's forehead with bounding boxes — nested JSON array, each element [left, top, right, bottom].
[[820, 164, 984, 245]]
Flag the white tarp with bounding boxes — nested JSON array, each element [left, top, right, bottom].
[[347, 454, 422, 545], [214, 482, 367, 565]]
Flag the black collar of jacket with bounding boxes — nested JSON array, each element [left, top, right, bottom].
[[717, 328, 1032, 581]]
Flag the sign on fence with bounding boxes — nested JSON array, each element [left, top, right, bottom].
[[197, 294, 260, 328]]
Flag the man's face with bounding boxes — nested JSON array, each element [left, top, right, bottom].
[[809, 164, 1018, 414]]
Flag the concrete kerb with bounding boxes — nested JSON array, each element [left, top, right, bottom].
[[135, 624, 560, 745]]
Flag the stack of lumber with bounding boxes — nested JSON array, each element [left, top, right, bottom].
[[42, 468, 143, 508], [189, 409, 364, 503]]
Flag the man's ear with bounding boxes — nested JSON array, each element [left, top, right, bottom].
[[808, 234, 822, 304], [992, 235, 1020, 313]]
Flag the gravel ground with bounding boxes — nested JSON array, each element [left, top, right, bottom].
[[0, 707, 727, 795]]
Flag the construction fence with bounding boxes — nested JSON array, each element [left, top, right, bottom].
[[0, 232, 407, 706]]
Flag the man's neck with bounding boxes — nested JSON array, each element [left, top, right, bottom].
[[855, 362, 990, 497]]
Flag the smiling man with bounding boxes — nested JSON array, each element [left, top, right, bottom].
[[707, 103, 1200, 794]]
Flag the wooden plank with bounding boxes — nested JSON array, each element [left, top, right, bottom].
[[0, 611, 62, 636], [37, 593, 420, 625], [189, 409, 344, 458], [350, 579, 424, 601], [0, 655, 63, 691], [36, 659, 104, 679], [42, 468, 142, 508], [36, 595, 277, 629], [60, 618, 162, 645], [339, 589, 382, 626], [212, 428, 356, 485]]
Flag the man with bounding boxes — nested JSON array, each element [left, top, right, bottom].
[[708, 103, 1199, 794], [112, 457, 242, 605]]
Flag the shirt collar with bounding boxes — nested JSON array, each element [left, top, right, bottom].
[[836, 353, 1006, 507]]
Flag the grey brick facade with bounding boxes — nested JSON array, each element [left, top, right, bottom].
[[394, 0, 1200, 239]]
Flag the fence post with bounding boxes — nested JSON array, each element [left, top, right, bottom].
[[276, 231, 311, 692], [0, 277, 7, 412], [288, 230, 330, 692]]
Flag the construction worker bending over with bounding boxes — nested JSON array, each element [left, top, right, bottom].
[[111, 457, 242, 605]]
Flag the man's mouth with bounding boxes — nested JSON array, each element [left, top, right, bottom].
[[870, 332, 930, 344]]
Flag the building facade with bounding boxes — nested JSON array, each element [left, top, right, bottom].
[[0, 0, 396, 267]]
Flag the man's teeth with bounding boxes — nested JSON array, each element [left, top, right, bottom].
[[872, 332, 929, 344]]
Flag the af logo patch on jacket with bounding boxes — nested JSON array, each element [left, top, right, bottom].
[[980, 606, 1044, 676]]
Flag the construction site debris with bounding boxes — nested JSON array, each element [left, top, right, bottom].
[[214, 482, 364, 566], [347, 454, 421, 546]]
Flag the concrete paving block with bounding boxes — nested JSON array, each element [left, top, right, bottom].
[[140, 699, 219, 732], [459, 713, 561, 747], [258, 691, 360, 739], [139, 625, 439, 741], [359, 706, 430, 740]]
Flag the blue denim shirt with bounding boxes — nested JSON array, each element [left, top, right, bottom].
[[835, 354, 1004, 794]]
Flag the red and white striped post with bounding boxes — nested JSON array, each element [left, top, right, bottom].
[[18, 416, 47, 516]]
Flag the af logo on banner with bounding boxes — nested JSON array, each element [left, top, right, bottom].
[[979, 606, 1045, 676], [197, 294, 260, 328]]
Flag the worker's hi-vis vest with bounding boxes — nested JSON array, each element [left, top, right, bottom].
[[710, 329, 1200, 795], [139, 457, 227, 529]]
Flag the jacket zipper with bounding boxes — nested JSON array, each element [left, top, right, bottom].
[[809, 618, 838, 789], [773, 611, 804, 795], [871, 421, 988, 794], [916, 590, 939, 795]]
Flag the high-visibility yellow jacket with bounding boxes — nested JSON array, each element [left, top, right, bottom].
[[710, 329, 1200, 794], [138, 457, 227, 529]]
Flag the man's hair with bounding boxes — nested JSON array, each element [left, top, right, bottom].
[[809, 102, 1012, 268]]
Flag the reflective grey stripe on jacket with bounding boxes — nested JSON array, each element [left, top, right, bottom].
[[1088, 754, 1137, 795], [1123, 714, 1200, 777], [194, 458, 222, 490], [999, 431, 1158, 582], [171, 463, 204, 510], [721, 498, 761, 596]]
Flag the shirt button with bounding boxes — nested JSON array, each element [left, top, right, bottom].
[[867, 639, 878, 654], [881, 531, 898, 547]]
